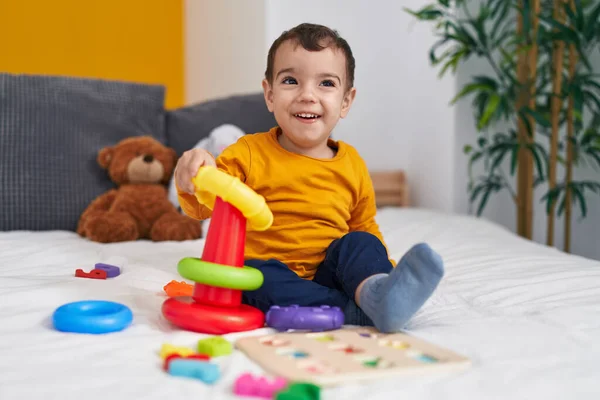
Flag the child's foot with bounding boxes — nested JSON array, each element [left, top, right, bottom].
[[357, 243, 444, 333]]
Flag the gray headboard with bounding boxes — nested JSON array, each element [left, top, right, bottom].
[[166, 93, 277, 156]]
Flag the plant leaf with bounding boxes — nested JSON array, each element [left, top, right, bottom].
[[478, 93, 501, 130], [521, 107, 552, 128], [571, 183, 587, 217], [584, 3, 600, 41], [470, 182, 486, 203], [542, 186, 563, 215], [510, 143, 519, 175], [528, 143, 546, 180], [477, 187, 492, 216], [404, 6, 444, 21]]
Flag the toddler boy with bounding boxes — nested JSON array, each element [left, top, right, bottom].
[[174, 23, 444, 332]]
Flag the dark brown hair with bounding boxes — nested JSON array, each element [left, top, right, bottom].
[[265, 23, 355, 92]]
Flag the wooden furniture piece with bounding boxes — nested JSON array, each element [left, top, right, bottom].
[[370, 170, 409, 208]]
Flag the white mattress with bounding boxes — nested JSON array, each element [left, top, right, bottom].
[[1, 208, 599, 400]]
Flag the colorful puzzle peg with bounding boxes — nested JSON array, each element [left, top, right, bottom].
[[168, 358, 220, 384], [233, 373, 288, 398], [275, 382, 321, 400], [75, 268, 107, 279], [159, 344, 196, 360], [197, 336, 232, 357], [94, 263, 120, 277], [163, 280, 194, 297], [163, 353, 210, 371]]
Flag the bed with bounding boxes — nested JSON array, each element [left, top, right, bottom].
[[2, 74, 599, 399], [2, 169, 600, 400]]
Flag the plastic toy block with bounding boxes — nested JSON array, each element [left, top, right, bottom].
[[275, 382, 320, 400], [94, 263, 121, 277], [168, 359, 220, 384], [266, 305, 344, 332], [163, 353, 210, 371], [163, 280, 194, 297], [233, 372, 287, 398], [197, 336, 232, 357], [159, 344, 196, 360], [75, 268, 107, 279]]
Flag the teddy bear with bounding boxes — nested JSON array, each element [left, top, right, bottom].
[[77, 136, 202, 243]]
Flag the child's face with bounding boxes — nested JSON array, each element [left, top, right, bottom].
[[262, 40, 356, 151]]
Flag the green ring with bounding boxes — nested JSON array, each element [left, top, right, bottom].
[[177, 258, 264, 291]]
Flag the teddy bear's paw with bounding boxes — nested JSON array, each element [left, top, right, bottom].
[[151, 214, 202, 242], [83, 213, 139, 243]]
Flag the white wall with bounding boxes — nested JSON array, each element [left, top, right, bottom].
[[184, 0, 267, 104]]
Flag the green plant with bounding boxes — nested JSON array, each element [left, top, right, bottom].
[[406, 0, 600, 251]]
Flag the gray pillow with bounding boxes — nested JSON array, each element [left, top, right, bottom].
[[166, 93, 277, 156], [0, 73, 167, 231]]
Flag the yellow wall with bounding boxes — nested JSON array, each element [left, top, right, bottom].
[[0, 0, 184, 109]]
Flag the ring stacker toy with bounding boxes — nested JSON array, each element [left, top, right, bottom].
[[52, 300, 133, 334], [266, 305, 344, 332], [162, 166, 273, 334]]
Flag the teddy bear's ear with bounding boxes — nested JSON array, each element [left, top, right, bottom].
[[97, 147, 114, 169]]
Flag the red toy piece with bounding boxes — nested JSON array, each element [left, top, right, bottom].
[[161, 196, 266, 334], [162, 295, 265, 335], [75, 268, 107, 280], [192, 199, 246, 308]]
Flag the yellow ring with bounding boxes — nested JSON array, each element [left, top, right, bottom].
[[191, 166, 273, 231]]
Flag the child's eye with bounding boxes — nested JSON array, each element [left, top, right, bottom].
[[320, 80, 335, 87], [282, 77, 297, 84]]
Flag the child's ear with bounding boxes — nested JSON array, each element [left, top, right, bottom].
[[262, 79, 274, 112], [340, 87, 356, 118]]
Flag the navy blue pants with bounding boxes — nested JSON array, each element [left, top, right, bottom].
[[242, 231, 394, 320]]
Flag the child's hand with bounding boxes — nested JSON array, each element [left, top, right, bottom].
[[174, 148, 216, 194]]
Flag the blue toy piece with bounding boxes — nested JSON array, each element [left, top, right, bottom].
[[168, 359, 220, 384], [52, 300, 133, 334]]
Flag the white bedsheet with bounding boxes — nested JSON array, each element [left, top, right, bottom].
[[1, 208, 599, 400]]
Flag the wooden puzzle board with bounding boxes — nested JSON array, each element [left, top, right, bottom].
[[235, 327, 471, 386]]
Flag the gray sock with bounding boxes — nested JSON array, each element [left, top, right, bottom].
[[358, 243, 444, 332]]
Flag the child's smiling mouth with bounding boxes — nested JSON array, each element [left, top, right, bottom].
[[293, 113, 321, 123]]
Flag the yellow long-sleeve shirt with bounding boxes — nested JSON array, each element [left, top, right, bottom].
[[177, 126, 390, 279]]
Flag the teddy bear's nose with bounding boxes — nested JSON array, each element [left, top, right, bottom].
[[143, 154, 154, 163]]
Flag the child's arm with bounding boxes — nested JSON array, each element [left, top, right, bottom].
[[176, 138, 251, 220], [348, 168, 396, 266]]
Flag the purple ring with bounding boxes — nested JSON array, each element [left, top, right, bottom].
[[94, 263, 121, 278], [265, 305, 344, 332]]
